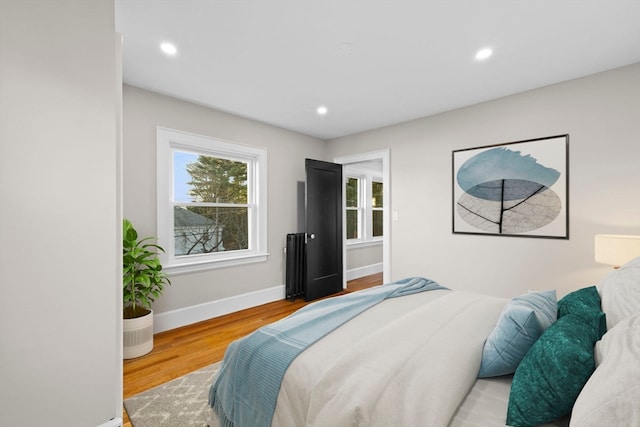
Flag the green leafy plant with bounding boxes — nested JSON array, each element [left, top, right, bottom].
[[123, 219, 171, 318]]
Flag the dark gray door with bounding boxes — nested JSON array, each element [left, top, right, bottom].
[[305, 159, 343, 301]]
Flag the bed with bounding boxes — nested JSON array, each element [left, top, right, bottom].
[[207, 257, 640, 427]]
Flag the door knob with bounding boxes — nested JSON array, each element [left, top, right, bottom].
[[309, 233, 316, 240]]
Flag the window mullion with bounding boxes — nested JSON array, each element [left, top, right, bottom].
[[174, 202, 250, 208]]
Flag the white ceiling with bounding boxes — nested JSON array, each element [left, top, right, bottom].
[[115, 1, 640, 140]]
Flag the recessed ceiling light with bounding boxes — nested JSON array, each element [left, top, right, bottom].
[[337, 42, 355, 55], [475, 48, 493, 61], [160, 42, 177, 56], [316, 105, 328, 116]]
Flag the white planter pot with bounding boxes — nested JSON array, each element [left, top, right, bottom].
[[123, 309, 153, 359]]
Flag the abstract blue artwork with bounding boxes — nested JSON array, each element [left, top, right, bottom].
[[453, 135, 569, 238]]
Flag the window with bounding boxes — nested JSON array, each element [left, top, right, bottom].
[[345, 173, 383, 244], [346, 177, 361, 239], [157, 127, 267, 273], [372, 180, 383, 237]]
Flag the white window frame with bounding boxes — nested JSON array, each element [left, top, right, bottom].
[[346, 176, 363, 240], [371, 179, 384, 238], [157, 127, 268, 274], [345, 172, 383, 247]]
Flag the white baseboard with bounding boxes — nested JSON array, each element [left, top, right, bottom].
[[153, 285, 286, 333], [154, 265, 382, 333], [346, 262, 383, 281], [96, 418, 122, 427]]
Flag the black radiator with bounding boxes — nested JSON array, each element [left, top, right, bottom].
[[285, 233, 306, 301]]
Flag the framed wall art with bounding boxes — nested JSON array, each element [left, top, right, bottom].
[[452, 134, 569, 239]]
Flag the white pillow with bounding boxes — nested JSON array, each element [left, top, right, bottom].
[[569, 312, 640, 427], [597, 256, 640, 330]]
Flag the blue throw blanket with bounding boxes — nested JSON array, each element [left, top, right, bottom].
[[208, 276, 446, 427]]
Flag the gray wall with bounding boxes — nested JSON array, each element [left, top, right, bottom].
[[124, 64, 639, 323], [123, 86, 326, 313], [0, 1, 121, 425], [347, 244, 383, 271], [327, 63, 640, 298], [347, 243, 382, 270]]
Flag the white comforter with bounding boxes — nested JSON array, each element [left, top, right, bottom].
[[272, 289, 508, 427]]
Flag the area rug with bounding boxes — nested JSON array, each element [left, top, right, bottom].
[[124, 362, 221, 427]]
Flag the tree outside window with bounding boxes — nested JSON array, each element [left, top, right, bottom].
[[174, 153, 249, 256], [372, 180, 383, 237], [346, 177, 361, 239], [157, 127, 267, 273]]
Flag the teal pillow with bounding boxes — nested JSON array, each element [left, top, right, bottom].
[[558, 285, 600, 317], [479, 290, 557, 378], [558, 286, 607, 337], [506, 312, 603, 427]]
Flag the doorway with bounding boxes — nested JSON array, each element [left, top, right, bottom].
[[334, 149, 390, 287]]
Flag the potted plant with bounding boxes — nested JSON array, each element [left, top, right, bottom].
[[122, 219, 171, 359]]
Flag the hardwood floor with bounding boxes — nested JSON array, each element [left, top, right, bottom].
[[122, 272, 382, 426]]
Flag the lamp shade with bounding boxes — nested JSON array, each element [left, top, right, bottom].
[[594, 234, 640, 267]]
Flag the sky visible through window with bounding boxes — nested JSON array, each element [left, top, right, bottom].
[[173, 151, 197, 202]]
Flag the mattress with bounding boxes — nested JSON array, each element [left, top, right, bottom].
[[206, 375, 571, 427]]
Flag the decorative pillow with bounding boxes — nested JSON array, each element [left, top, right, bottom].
[[478, 290, 557, 378], [570, 313, 640, 427], [506, 312, 603, 427], [594, 309, 638, 367], [598, 256, 640, 330], [557, 286, 607, 337], [558, 285, 601, 317]]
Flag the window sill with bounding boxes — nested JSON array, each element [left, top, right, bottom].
[[164, 252, 269, 276], [346, 240, 383, 249]]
